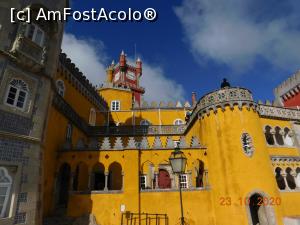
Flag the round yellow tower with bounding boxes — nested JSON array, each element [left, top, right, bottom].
[[197, 86, 284, 225]]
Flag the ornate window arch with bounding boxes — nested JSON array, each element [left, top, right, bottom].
[[241, 133, 254, 157], [5, 79, 29, 110], [275, 167, 285, 190], [89, 108, 96, 126], [264, 125, 275, 145], [174, 119, 184, 125], [0, 167, 12, 218], [56, 80, 65, 97], [283, 127, 294, 146], [274, 126, 284, 145], [285, 167, 296, 189]]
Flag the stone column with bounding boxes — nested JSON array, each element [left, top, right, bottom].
[[295, 173, 300, 189], [104, 171, 109, 191], [154, 172, 159, 189], [89, 171, 94, 191], [282, 173, 290, 191], [271, 129, 278, 146], [121, 171, 124, 191], [70, 172, 75, 191]]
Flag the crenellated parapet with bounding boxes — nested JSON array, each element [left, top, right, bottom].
[[257, 104, 300, 120], [185, 87, 257, 125], [198, 87, 255, 112], [274, 70, 300, 105], [62, 136, 205, 151], [133, 100, 192, 110], [185, 87, 300, 133], [89, 125, 186, 136], [59, 52, 108, 111]]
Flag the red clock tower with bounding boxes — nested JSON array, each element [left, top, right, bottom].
[[107, 51, 145, 105]]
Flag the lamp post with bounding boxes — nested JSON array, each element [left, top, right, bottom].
[[169, 145, 187, 225]]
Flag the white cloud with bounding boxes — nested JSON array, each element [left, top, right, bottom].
[[62, 33, 107, 86], [62, 33, 185, 102], [175, 0, 300, 72], [140, 62, 185, 102]]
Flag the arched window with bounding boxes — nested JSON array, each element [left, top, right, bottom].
[[249, 193, 271, 225], [264, 126, 274, 145], [5, 79, 28, 110], [140, 120, 151, 126], [286, 167, 296, 190], [194, 160, 205, 188], [141, 161, 155, 189], [241, 133, 254, 157], [91, 163, 105, 191], [275, 167, 285, 190], [56, 163, 71, 207], [275, 127, 284, 145], [283, 128, 294, 146], [174, 119, 184, 125], [66, 123, 72, 141], [56, 80, 65, 97], [0, 167, 12, 218], [108, 162, 122, 190], [89, 108, 96, 126]]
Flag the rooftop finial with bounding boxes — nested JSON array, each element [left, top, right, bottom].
[[121, 50, 125, 55], [221, 78, 231, 89]]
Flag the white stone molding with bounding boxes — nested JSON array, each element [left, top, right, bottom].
[[166, 136, 174, 149], [113, 137, 123, 150], [127, 137, 136, 149], [100, 137, 111, 150], [153, 136, 163, 149], [190, 136, 200, 148]]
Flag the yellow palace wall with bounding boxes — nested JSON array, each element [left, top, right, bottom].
[[57, 147, 211, 225], [43, 70, 105, 215], [41, 77, 300, 225], [199, 106, 285, 225], [99, 88, 188, 126]]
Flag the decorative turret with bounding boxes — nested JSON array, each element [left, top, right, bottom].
[[136, 57, 142, 76], [192, 92, 197, 106], [106, 62, 114, 83], [103, 51, 145, 105], [119, 50, 126, 68]]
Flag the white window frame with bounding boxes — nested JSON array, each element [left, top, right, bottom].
[[140, 120, 151, 126], [5, 79, 28, 111], [174, 119, 184, 125], [140, 175, 147, 189], [179, 174, 188, 189], [0, 167, 12, 218], [56, 80, 65, 97], [89, 108, 96, 126], [111, 100, 120, 111], [25, 23, 45, 47]]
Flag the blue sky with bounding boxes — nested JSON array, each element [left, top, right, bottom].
[[62, 0, 300, 103]]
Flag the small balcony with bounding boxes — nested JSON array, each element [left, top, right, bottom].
[[10, 36, 46, 72]]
